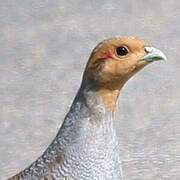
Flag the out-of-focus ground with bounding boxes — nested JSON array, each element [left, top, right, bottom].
[[0, 0, 180, 179]]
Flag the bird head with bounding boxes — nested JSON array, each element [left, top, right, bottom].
[[82, 37, 166, 110]]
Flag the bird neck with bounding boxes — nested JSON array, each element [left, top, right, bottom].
[[80, 78, 126, 112], [55, 84, 121, 154], [97, 88, 120, 112], [66, 81, 124, 124], [52, 87, 121, 178], [58, 87, 117, 144]]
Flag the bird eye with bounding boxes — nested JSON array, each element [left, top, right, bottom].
[[116, 46, 129, 56]]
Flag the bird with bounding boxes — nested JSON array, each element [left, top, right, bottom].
[[8, 36, 166, 180]]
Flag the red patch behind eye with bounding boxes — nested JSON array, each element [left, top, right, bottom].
[[102, 49, 114, 59]]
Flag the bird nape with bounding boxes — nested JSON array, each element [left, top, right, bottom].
[[8, 37, 166, 180]]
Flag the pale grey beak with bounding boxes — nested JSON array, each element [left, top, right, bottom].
[[143, 46, 167, 62]]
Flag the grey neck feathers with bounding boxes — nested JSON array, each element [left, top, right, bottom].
[[55, 85, 118, 151], [17, 84, 122, 179]]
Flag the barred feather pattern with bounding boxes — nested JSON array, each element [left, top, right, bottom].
[[8, 87, 122, 180]]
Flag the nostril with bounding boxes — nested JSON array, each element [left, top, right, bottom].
[[144, 46, 153, 53]]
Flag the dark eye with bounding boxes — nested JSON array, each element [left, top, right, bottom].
[[116, 46, 129, 56]]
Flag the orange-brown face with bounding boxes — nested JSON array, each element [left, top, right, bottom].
[[82, 36, 166, 110], [84, 37, 166, 90]]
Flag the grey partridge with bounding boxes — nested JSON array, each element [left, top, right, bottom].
[[9, 37, 166, 180]]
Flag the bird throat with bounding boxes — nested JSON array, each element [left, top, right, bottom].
[[96, 79, 126, 112], [97, 88, 120, 112], [81, 76, 126, 113]]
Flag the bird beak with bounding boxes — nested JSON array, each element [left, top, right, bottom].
[[142, 46, 167, 62]]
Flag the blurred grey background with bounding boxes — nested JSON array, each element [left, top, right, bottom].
[[0, 0, 180, 179]]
